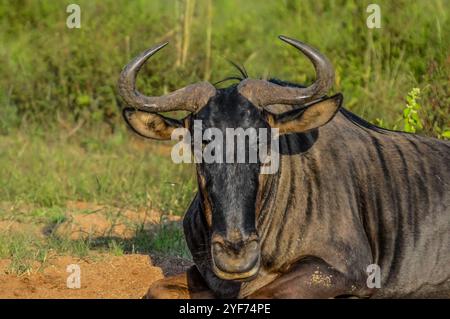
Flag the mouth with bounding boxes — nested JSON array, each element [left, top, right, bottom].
[[211, 254, 261, 281]]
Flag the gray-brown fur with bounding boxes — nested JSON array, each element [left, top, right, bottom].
[[183, 110, 450, 298]]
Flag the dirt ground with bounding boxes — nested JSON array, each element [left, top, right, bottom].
[[55, 200, 182, 240], [0, 201, 193, 299], [0, 254, 192, 298]]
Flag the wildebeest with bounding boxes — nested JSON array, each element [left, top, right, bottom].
[[118, 35, 450, 298]]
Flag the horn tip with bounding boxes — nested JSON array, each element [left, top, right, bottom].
[[278, 35, 295, 42], [157, 41, 169, 49], [140, 41, 169, 59], [278, 35, 305, 47]]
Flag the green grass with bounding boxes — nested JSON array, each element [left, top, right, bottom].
[[0, 218, 190, 275], [0, 126, 196, 214], [0, 232, 46, 274], [0, 125, 193, 274], [0, 0, 449, 137]]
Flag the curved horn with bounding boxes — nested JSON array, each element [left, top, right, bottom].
[[237, 35, 335, 107], [118, 42, 216, 113]]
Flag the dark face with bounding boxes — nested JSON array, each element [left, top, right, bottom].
[[123, 85, 342, 281], [191, 87, 269, 280]]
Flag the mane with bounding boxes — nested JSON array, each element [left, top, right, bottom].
[[338, 108, 396, 134]]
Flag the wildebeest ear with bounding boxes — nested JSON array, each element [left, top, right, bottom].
[[266, 93, 343, 134], [122, 108, 184, 140]]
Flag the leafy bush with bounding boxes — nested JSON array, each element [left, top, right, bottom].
[[374, 87, 449, 140], [403, 88, 423, 133], [0, 0, 449, 138]]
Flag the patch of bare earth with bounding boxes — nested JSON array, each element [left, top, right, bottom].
[[0, 201, 192, 298], [54, 201, 181, 240], [0, 255, 164, 298], [0, 220, 30, 233]]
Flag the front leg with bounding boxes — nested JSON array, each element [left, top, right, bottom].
[[247, 256, 372, 299], [145, 265, 215, 299]]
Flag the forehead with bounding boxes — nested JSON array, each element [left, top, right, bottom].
[[193, 86, 267, 130]]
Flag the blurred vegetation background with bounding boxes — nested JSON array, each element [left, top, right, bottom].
[[0, 0, 449, 268], [1, 0, 449, 134]]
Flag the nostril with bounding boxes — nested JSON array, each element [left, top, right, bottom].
[[211, 233, 260, 256], [213, 239, 241, 254], [228, 240, 244, 253], [246, 240, 259, 252], [217, 239, 259, 255]]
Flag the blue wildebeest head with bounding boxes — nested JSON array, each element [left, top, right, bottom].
[[118, 36, 342, 280]]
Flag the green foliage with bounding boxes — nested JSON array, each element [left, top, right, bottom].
[[372, 87, 450, 140], [402, 88, 423, 133], [438, 128, 450, 139], [0, 127, 196, 214], [0, 0, 449, 137]]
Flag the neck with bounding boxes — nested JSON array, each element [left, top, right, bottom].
[[255, 112, 373, 273]]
